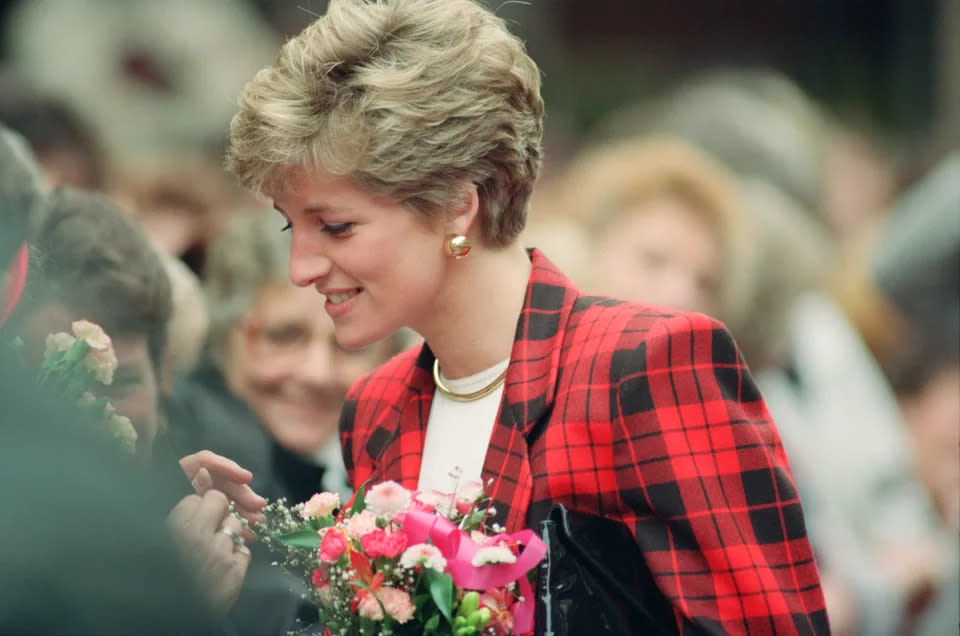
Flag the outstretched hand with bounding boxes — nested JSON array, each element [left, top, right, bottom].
[[167, 490, 252, 617], [180, 450, 266, 526]]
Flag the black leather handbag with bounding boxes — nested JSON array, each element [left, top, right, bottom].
[[534, 504, 680, 636]]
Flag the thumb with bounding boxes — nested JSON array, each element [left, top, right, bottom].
[[191, 467, 214, 494]]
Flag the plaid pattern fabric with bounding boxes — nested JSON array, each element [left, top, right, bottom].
[[340, 249, 829, 635]]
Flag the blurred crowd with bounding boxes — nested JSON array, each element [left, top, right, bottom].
[[0, 1, 956, 635]]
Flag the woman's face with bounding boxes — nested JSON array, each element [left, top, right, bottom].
[[226, 281, 394, 455], [591, 195, 722, 316], [271, 166, 451, 349]]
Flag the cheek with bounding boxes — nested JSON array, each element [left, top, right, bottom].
[[112, 389, 158, 436]]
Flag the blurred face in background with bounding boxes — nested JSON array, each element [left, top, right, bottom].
[[591, 194, 722, 316], [18, 302, 161, 457], [225, 282, 394, 456]]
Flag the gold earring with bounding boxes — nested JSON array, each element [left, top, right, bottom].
[[443, 234, 471, 259]]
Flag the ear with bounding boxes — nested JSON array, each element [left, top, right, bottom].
[[446, 183, 481, 237]]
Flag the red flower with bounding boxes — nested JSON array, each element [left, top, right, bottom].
[[359, 528, 408, 559], [311, 568, 327, 587]]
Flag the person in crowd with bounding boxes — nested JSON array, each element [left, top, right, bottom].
[[12, 187, 175, 460], [166, 210, 404, 634], [0, 161, 259, 621], [596, 70, 950, 636], [556, 137, 755, 332], [3, 0, 279, 161], [0, 71, 105, 190], [110, 153, 259, 276], [224, 1, 829, 633], [0, 124, 221, 633]]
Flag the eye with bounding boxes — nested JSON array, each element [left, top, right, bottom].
[[280, 221, 292, 233], [323, 222, 354, 237]]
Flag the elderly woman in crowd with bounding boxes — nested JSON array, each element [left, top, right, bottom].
[[166, 210, 403, 635], [558, 137, 755, 331], [219, 0, 829, 633]]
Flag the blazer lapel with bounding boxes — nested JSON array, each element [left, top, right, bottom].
[[362, 345, 435, 491], [483, 249, 579, 531]]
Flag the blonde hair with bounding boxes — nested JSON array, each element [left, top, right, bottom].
[[226, 0, 544, 247], [561, 138, 757, 330]]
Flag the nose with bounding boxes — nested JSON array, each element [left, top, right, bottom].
[[288, 230, 332, 287]]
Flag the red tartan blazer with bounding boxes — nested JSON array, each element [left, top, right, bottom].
[[340, 249, 829, 635]]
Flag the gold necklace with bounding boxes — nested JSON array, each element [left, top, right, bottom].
[[432, 358, 507, 402]]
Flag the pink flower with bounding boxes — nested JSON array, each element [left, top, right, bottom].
[[311, 568, 327, 587], [301, 492, 340, 520], [72, 320, 111, 351], [365, 480, 412, 519], [378, 586, 415, 623], [456, 480, 485, 504], [399, 543, 447, 572], [72, 320, 118, 385], [356, 593, 384, 621], [359, 528, 408, 559], [342, 510, 378, 540], [318, 529, 348, 563], [414, 490, 456, 517]]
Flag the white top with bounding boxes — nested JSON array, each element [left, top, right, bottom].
[[417, 358, 509, 494]]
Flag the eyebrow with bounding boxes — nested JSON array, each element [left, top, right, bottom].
[[273, 202, 341, 217]]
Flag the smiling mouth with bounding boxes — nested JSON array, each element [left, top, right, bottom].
[[325, 289, 361, 304]]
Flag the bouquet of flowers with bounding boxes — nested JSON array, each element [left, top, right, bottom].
[[257, 479, 547, 635], [20, 319, 137, 452]]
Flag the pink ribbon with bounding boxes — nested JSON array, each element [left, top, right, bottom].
[[402, 510, 546, 634]]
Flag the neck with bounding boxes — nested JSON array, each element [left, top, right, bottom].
[[417, 243, 531, 379]]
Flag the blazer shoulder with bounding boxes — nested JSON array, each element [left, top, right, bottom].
[[570, 294, 725, 340]]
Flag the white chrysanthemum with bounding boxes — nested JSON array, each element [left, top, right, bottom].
[[301, 492, 340, 519], [471, 545, 517, 567], [44, 332, 76, 357], [399, 543, 447, 572], [365, 480, 412, 519]]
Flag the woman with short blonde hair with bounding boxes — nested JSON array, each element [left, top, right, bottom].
[[219, 1, 828, 633]]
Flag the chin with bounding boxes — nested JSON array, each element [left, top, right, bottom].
[[334, 327, 382, 351]]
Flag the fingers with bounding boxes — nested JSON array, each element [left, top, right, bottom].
[[194, 489, 231, 532], [181, 450, 253, 484], [218, 481, 267, 514], [166, 493, 202, 529], [190, 467, 213, 495]]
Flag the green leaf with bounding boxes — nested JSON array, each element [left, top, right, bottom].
[[428, 572, 454, 625], [274, 529, 321, 549], [350, 479, 370, 515], [424, 613, 440, 632]]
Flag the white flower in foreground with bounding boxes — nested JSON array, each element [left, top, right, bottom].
[[399, 543, 447, 572], [471, 545, 517, 567], [365, 480, 412, 519], [343, 510, 378, 540], [107, 413, 138, 454], [301, 492, 340, 520], [45, 332, 76, 357]]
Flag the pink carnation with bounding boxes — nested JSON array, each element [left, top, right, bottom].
[[415, 490, 456, 517], [359, 528, 408, 559], [318, 529, 348, 563], [356, 593, 384, 621], [342, 510, 378, 540], [365, 480, 412, 519], [378, 586, 415, 623], [301, 492, 340, 520], [72, 320, 111, 351], [72, 320, 118, 385]]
